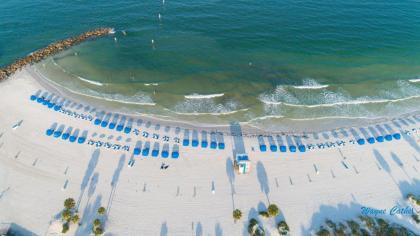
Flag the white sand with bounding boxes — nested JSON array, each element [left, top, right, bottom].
[[0, 67, 419, 235]]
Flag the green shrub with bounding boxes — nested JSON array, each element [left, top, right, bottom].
[[232, 209, 242, 222], [64, 198, 76, 209], [277, 221, 289, 235], [316, 226, 330, 236], [98, 206, 106, 215], [62, 209, 72, 222], [259, 211, 269, 218]]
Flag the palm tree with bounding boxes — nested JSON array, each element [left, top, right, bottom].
[[71, 214, 80, 224], [94, 227, 103, 235], [267, 204, 279, 217], [97, 206, 106, 215], [62, 223, 69, 233], [277, 221, 289, 235], [64, 198, 76, 209], [232, 209, 242, 222], [93, 218, 101, 227], [62, 209, 72, 222]]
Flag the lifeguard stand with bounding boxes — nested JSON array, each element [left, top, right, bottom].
[[234, 154, 250, 174]]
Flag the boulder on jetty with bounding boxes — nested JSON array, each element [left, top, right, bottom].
[[0, 27, 114, 81]]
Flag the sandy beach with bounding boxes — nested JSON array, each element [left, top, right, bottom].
[[0, 67, 419, 235]]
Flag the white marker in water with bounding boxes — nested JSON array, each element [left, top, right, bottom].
[[122, 30, 127, 36], [163, 0, 165, 5], [114, 37, 118, 42], [158, 13, 162, 21]]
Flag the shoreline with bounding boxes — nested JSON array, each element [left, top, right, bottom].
[[29, 64, 419, 136]]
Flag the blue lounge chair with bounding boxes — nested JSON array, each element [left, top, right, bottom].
[[201, 140, 208, 148], [124, 126, 132, 134], [210, 141, 217, 149], [152, 149, 159, 157], [393, 133, 401, 140], [53, 105, 61, 111], [270, 144, 277, 152], [192, 140, 199, 147], [30, 95, 37, 101], [69, 135, 77, 143], [376, 136, 384, 142], [279, 145, 287, 152], [259, 144, 267, 152], [46, 128, 54, 136], [37, 97, 44, 103], [298, 145, 306, 152], [116, 124, 124, 132], [289, 145, 296, 152], [53, 130, 63, 138], [367, 137, 375, 144], [183, 139, 189, 146], [78, 137, 86, 144], [42, 99, 49, 106], [47, 102, 55, 109], [101, 120, 108, 128], [218, 142, 225, 150], [142, 148, 150, 156], [94, 119, 102, 125], [62, 133, 70, 140], [171, 151, 179, 159], [384, 134, 392, 141], [357, 139, 365, 145], [161, 150, 169, 158], [133, 147, 141, 155]]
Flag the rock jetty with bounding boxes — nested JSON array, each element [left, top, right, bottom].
[[0, 27, 114, 81]]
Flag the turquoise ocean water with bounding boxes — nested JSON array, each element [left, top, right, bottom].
[[1, 0, 420, 127]]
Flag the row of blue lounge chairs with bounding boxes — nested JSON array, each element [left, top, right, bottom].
[[45, 123, 87, 144], [30, 91, 63, 111], [182, 130, 225, 150], [93, 113, 134, 134], [356, 133, 401, 145], [133, 141, 179, 159]]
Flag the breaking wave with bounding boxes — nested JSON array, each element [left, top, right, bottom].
[[184, 93, 224, 99]]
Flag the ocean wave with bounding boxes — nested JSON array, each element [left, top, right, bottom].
[[170, 99, 245, 115], [261, 96, 420, 108], [292, 78, 329, 89], [184, 93, 224, 99], [33, 68, 155, 106], [409, 78, 420, 83], [77, 76, 104, 86], [144, 83, 159, 86]]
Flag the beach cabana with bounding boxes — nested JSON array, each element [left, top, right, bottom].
[[210, 141, 217, 149], [109, 122, 116, 129], [279, 145, 287, 152], [69, 135, 77, 143], [116, 116, 126, 132], [152, 149, 159, 157], [161, 150, 169, 158], [376, 136, 384, 142], [134, 147, 141, 155], [259, 144, 267, 152], [393, 133, 401, 140], [37, 97, 44, 103], [218, 142, 225, 149], [183, 138, 189, 146], [30, 95, 37, 101], [201, 140, 208, 148], [384, 134, 393, 141], [357, 138, 365, 145], [270, 144, 277, 152], [367, 137, 375, 144], [298, 145, 306, 152], [289, 145, 296, 152]]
